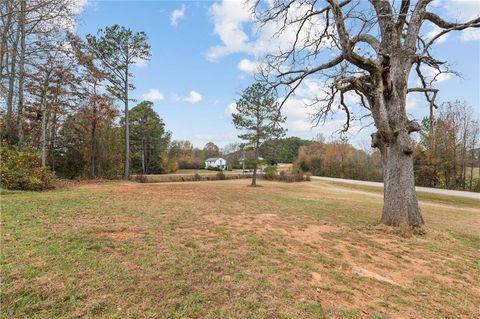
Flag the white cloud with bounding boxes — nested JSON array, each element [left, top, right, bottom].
[[424, 24, 449, 44], [192, 132, 239, 145], [237, 58, 265, 74], [72, 0, 88, 15], [133, 57, 148, 68], [184, 91, 203, 103], [207, 0, 252, 61], [461, 28, 480, 41], [207, 0, 329, 61], [424, 65, 453, 83], [437, 0, 480, 21], [406, 96, 418, 111], [225, 102, 238, 115], [434, 0, 480, 42], [294, 79, 328, 100], [171, 4, 186, 27], [142, 89, 165, 102]]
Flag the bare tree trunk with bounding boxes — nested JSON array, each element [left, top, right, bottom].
[[470, 126, 479, 190], [369, 59, 424, 229], [90, 96, 97, 179], [6, 18, 20, 136], [252, 141, 259, 186], [49, 110, 57, 172], [141, 138, 145, 174], [40, 98, 47, 167], [452, 124, 458, 189], [123, 66, 129, 180], [242, 150, 246, 172], [460, 116, 469, 189], [0, 0, 13, 80], [381, 142, 423, 227], [429, 104, 437, 187], [16, 0, 26, 143]]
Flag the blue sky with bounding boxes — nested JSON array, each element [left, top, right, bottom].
[[76, 0, 480, 148]]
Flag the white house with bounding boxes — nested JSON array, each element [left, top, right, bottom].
[[205, 157, 226, 170]]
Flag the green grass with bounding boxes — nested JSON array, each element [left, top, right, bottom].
[[328, 181, 479, 208], [1, 180, 479, 318]]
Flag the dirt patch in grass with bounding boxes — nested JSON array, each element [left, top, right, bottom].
[[204, 203, 467, 288], [204, 212, 341, 243], [103, 231, 138, 241]]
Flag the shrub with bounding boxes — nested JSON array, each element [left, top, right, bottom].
[[178, 160, 203, 169], [206, 166, 222, 171], [135, 174, 147, 183], [263, 165, 277, 180], [263, 170, 306, 183], [0, 147, 56, 191], [131, 172, 252, 183]]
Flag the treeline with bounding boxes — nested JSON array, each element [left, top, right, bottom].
[[293, 102, 480, 192], [0, 2, 217, 187], [1, 0, 101, 187], [414, 101, 479, 191], [260, 137, 310, 164], [0, 1, 156, 185], [294, 137, 384, 182]]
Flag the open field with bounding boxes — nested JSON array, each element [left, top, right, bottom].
[[1, 180, 479, 318]]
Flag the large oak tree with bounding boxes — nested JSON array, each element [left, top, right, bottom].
[[252, 0, 479, 228]]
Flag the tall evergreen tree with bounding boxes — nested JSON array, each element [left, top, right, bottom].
[[233, 83, 286, 186], [128, 101, 171, 174], [86, 25, 150, 179]]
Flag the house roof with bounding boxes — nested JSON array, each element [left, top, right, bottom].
[[205, 157, 224, 162]]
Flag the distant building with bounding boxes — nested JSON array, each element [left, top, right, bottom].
[[205, 157, 226, 170]]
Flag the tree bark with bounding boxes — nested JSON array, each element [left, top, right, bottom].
[[141, 138, 145, 174], [251, 141, 259, 186], [49, 110, 57, 172], [368, 56, 424, 229], [381, 141, 424, 227], [123, 66, 129, 180], [0, 0, 13, 81], [16, 0, 26, 143], [40, 98, 47, 167], [6, 17, 20, 137], [90, 92, 97, 179]]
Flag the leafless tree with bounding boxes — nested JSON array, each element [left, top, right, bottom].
[[252, 0, 479, 228], [1, 0, 79, 143]]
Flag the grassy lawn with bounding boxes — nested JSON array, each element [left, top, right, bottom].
[[1, 180, 479, 318]]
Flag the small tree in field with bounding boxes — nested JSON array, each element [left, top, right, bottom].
[[86, 25, 151, 180], [233, 83, 286, 186]]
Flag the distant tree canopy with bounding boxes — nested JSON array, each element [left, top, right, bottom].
[[295, 139, 383, 182], [168, 140, 203, 169], [203, 142, 220, 160], [260, 137, 311, 164], [128, 101, 171, 174], [54, 105, 122, 179], [414, 101, 479, 191]]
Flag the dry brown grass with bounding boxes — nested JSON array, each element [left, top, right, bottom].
[[1, 179, 479, 318]]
